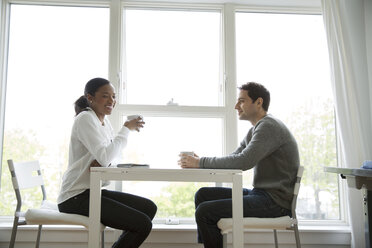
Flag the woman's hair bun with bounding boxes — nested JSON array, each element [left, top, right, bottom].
[[74, 95, 89, 116]]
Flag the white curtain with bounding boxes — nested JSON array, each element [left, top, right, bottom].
[[321, 0, 372, 247]]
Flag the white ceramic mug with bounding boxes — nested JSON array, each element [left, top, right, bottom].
[[180, 151, 194, 157], [127, 115, 143, 121]]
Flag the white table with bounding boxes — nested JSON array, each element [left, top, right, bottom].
[[324, 167, 372, 248], [89, 167, 243, 248]]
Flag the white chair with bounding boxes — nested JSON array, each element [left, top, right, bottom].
[[217, 166, 304, 248], [7, 159, 105, 248]]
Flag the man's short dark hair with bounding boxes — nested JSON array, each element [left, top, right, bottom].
[[238, 82, 270, 111]]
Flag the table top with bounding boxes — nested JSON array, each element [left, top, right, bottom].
[[91, 166, 242, 174], [324, 166, 372, 177], [90, 166, 243, 183]]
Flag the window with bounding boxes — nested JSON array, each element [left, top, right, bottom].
[[0, 4, 109, 215], [236, 12, 339, 220], [122, 8, 222, 106], [0, 1, 342, 224], [119, 7, 224, 219]]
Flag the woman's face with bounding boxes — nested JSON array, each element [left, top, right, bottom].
[[87, 83, 116, 121]]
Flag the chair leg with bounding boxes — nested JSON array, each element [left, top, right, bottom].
[[9, 217, 19, 248], [35, 225, 42, 248], [101, 229, 105, 248], [223, 233, 228, 248], [273, 229, 278, 248], [293, 224, 301, 248]]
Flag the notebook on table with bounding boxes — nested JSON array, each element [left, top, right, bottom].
[[116, 163, 150, 168]]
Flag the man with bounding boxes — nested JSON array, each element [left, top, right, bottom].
[[178, 82, 300, 248]]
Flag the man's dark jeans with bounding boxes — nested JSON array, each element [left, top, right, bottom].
[[194, 187, 291, 248]]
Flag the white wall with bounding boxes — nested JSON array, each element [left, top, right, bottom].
[[366, 0, 372, 124], [339, 1, 372, 247], [0, 0, 365, 247]]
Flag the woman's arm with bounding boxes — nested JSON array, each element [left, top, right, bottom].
[[76, 113, 130, 166]]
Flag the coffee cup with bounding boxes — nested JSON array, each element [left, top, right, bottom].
[[127, 115, 143, 121], [180, 151, 194, 157]]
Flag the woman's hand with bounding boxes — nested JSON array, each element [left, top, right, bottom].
[[124, 117, 145, 132], [178, 153, 200, 168]]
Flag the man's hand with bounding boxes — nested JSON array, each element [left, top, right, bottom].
[[178, 153, 200, 168]]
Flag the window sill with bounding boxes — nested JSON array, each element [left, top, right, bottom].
[[0, 221, 351, 232], [0, 222, 352, 232], [0, 222, 352, 247]]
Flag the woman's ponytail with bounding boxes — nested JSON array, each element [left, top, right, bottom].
[[74, 95, 89, 116]]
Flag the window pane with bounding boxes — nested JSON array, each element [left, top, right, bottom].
[[236, 13, 339, 220], [0, 4, 109, 215], [122, 9, 222, 106], [120, 116, 223, 218]]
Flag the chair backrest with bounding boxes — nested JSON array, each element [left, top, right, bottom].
[[291, 166, 304, 218], [7, 160, 47, 212]]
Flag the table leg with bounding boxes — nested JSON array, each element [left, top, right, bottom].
[[364, 189, 372, 248], [89, 172, 102, 248], [232, 173, 244, 248]]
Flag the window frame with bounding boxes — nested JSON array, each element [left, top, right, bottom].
[[233, 6, 348, 226], [112, 2, 235, 155], [0, 0, 347, 226], [120, 4, 226, 107], [113, 2, 234, 224], [0, 0, 10, 191]]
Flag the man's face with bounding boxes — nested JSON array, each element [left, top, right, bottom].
[[234, 89, 261, 121]]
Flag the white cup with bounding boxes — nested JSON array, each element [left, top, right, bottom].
[[127, 115, 143, 121], [180, 151, 194, 157]]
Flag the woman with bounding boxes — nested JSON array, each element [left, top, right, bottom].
[[58, 78, 157, 248]]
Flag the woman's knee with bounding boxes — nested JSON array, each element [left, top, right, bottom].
[[147, 199, 157, 219], [140, 216, 153, 236], [124, 213, 153, 235]]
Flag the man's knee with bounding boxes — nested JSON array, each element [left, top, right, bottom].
[[195, 202, 211, 223], [195, 187, 210, 205]]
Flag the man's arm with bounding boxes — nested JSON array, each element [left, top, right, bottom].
[[230, 128, 252, 155], [179, 129, 252, 168], [199, 121, 284, 170]]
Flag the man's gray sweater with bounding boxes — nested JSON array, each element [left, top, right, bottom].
[[199, 114, 300, 210]]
